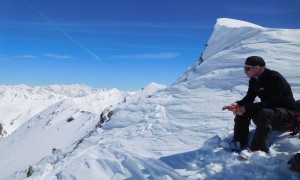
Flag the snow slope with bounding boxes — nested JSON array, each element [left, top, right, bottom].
[[0, 84, 129, 137], [0, 83, 166, 178], [2, 18, 300, 179]]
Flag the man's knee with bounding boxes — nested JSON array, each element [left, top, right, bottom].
[[253, 108, 273, 128]]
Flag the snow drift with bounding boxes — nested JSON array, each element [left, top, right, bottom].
[[1, 18, 300, 179]]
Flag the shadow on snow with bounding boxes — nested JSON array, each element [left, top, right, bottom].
[[160, 132, 300, 180]]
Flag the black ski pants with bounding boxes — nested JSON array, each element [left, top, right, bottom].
[[233, 108, 295, 152]]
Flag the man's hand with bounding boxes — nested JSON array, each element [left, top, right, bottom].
[[222, 103, 239, 114], [222, 103, 246, 116]]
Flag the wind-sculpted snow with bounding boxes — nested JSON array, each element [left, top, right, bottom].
[[2, 18, 300, 179]]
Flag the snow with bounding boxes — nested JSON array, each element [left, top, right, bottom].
[[0, 84, 129, 137], [216, 18, 263, 28], [1, 18, 300, 179]]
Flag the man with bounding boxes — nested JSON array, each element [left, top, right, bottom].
[[222, 56, 298, 153]]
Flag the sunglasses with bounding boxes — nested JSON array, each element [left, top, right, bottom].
[[244, 66, 255, 71]]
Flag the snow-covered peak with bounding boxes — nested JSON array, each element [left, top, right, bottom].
[[43, 84, 104, 97], [143, 82, 166, 90], [124, 82, 166, 102], [141, 82, 166, 95], [0, 84, 101, 99], [216, 18, 263, 28], [175, 19, 300, 98]]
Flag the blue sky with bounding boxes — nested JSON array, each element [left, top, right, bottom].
[[1, 0, 300, 91]]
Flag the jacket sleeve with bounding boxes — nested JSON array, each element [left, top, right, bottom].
[[236, 78, 257, 107]]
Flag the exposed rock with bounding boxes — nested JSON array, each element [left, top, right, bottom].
[[66, 117, 74, 122], [100, 109, 114, 124], [27, 166, 33, 177]]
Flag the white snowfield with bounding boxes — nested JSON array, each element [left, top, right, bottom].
[[1, 18, 300, 179]]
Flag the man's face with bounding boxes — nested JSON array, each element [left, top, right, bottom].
[[244, 65, 257, 78]]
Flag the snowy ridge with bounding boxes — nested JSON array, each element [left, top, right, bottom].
[[0, 84, 129, 137], [2, 18, 300, 179], [0, 83, 166, 178]]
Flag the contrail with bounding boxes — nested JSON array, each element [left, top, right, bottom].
[[22, 0, 101, 62]]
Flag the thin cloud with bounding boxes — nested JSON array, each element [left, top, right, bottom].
[[111, 52, 179, 60], [17, 55, 38, 59], [0, 54, 37, 61], [45, 53, 74, 59], [1, 21, 205, 40], [93, 44, 199, 52]]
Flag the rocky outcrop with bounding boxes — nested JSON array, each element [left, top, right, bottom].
[[96, 108, 114, 128]]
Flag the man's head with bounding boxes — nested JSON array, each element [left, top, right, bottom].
[[244, 56, 265, 78], [245, 56, 265, 67]]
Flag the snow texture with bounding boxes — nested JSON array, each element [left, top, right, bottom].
[[0, 18, 300, 179]]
